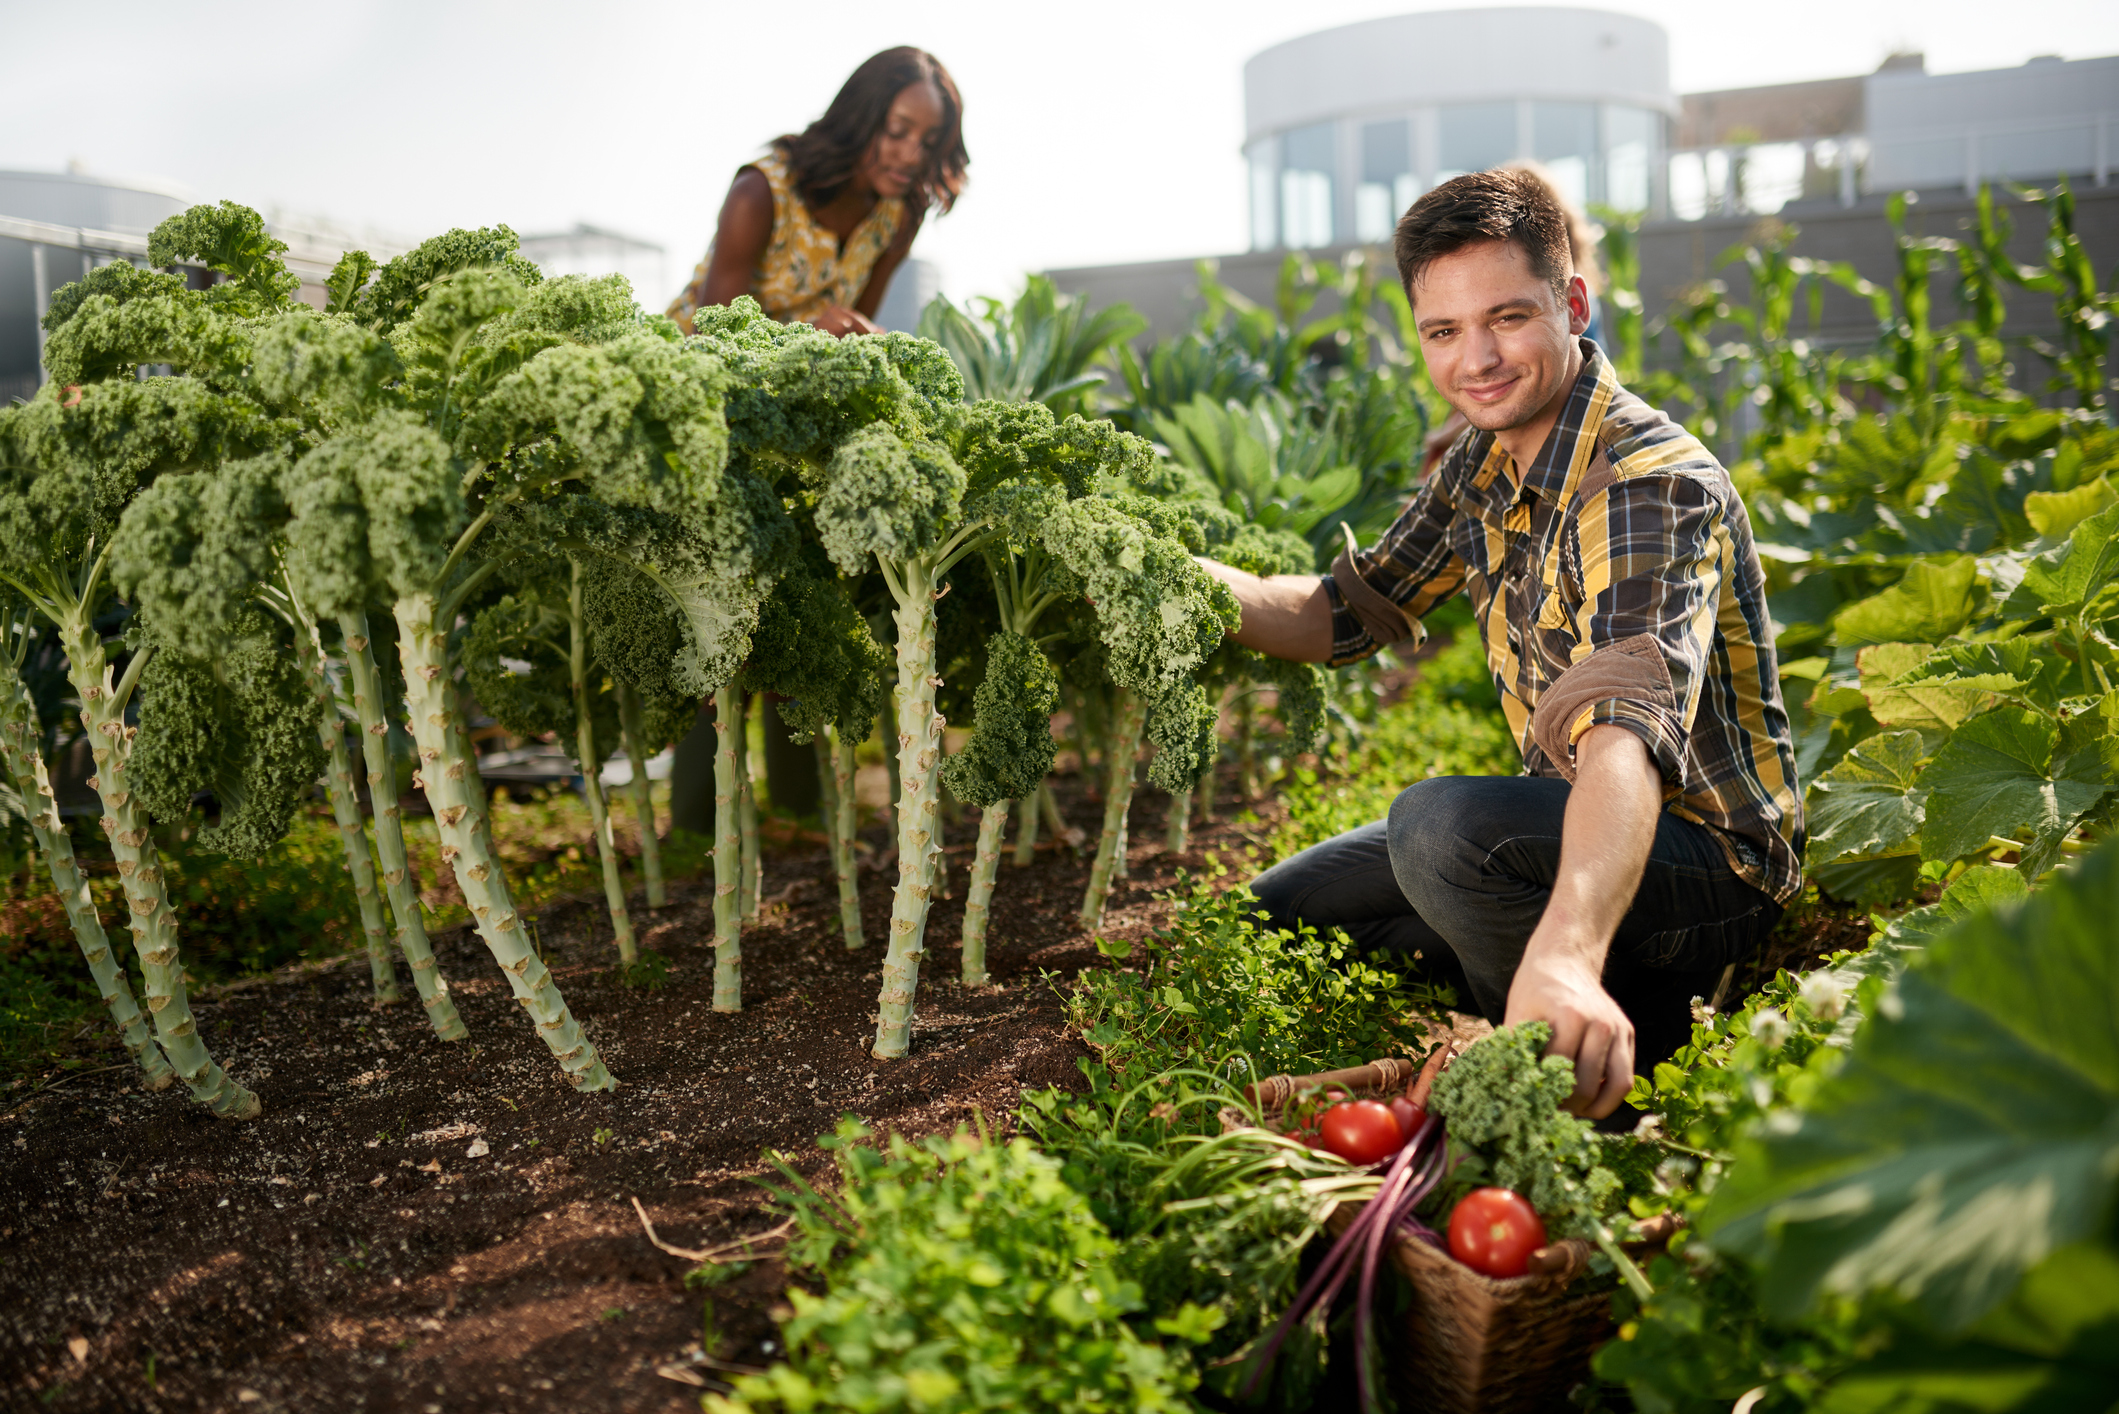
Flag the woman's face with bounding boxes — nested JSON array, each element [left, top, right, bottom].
[[860, 81, 945, 199]]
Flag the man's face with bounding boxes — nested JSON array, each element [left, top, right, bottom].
[[1410, 239, 1590, 434]]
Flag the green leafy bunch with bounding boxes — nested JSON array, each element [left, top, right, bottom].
[[1425, 1021, 1625, 1242], [1068, 875, 1441, 1080], [1017, 1063, 1357, 1406], [710, 1118, 1203, 1414], [1797, 494, 2119, 904], [127, 608, 327, 859], [460, 591, 615, 753], [739, 548, 892, 742], [942, 629, 1060, 807]]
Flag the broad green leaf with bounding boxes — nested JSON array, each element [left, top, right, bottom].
[[1805, 730, 1927, 866], [2023, 477, 2116, 540], [1835, 558, 1980, 646], [1915, 708, 2109, 868], [1813, 854, 1924, 907], [2011, 503, 2119, 619], [1860, 643, 1990, 734], [1874, 865, 2030, 952], [1704, 837, 2119, 1332], [1817, 1243, 2119, 1413], [1902, 640, 2075, 716]]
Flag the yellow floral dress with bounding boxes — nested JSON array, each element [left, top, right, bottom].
[[667, 148, 905, 332]]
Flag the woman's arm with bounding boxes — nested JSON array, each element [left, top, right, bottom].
[[691, 168, 774, 310], [852, 205, 927, 319]]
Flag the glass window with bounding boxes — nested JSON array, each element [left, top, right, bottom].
[[1532, 101, 1597, 207], [1356, 119, 1414, 243], [1604, 106, 1659, 213], [1437, 102, 1516, 181], [1249, 143, 1278, 250], [1738, 141, 1807, 214], [1281, 122, 1336, 249]]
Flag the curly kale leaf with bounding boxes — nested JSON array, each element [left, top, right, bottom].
[[942, 630, 1061, 806], [39, 261, 190, 336], [39, 288, 250, 390], [0, 379, 292, 563], [816, 424, 968, 574], [1246, 651, 1329, 756], [111, 453, 289, 659], [352, 225, 542, 334], [1143, 680, 1221, 793], [740, 558, 891, 742], [282, 411, 463, 607], [130, 611, 327, 860], [1039, 495, 1234, 700], [1427, 1021, 1623, 1242], [146, 201, 301, 316], [693, 300, 940, 467], [250, 309, 399, 429]]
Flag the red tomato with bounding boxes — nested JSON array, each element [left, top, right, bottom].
[[1390, 1097, 1426, 1137], [1317, 1100, 1405, 1165], [1447, 1188, 1547, 1279]]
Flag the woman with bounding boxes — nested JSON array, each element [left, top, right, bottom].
[[668, 47, 967, 338]]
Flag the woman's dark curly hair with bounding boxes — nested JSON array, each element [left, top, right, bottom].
[[776, 47, 969, 215]]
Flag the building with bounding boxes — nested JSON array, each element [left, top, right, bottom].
[[1048, 10, 2119, 351]]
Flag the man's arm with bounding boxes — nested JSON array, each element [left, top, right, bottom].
[[1502, 724, 1661, 1118], [1195, 560, 1334, 663]]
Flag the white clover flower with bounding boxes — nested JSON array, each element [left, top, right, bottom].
[[1690, 996, 1716, 1025], [1751, 1006, 1791, 1050], [1799, 971, 1847, 1023]]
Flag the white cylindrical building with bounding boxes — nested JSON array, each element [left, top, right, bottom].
[[1243, 8, 1677, 249]]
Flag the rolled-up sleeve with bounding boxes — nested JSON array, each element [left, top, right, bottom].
[[1550, 475, 1726, 790], [1320, 477, 1469, 668]]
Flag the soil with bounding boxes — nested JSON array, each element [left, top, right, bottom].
[[0, 770, 1286, 1414], [0, 756, 1870, 1414]]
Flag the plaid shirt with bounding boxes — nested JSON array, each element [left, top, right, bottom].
[[1324, 342, 1804, 903]]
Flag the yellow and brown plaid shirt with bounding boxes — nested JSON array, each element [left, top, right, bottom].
[[1323, 341, 1804, 903]]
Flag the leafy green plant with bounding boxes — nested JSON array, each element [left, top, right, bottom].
[[916, 274, 1147, 415], [1067, 874, 1444, 1082], [708, 1118, 1206, 1413]]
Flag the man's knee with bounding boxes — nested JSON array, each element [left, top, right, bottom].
[[1385, 776, 1489, 907]]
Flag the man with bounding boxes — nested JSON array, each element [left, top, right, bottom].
[[1202, 170, 1801, 1121]]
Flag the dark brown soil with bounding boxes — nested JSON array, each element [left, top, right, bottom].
[[0, 773, 1277, 1414]]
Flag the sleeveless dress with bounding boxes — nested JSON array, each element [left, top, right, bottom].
[[667, 148, 905, 332]]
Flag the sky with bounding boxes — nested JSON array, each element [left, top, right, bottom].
[[3, 0, 2116, 310]]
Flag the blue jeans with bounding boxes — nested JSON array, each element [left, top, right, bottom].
[[1249, 775, 1782, 1070]]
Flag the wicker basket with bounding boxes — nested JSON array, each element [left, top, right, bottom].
[[1225, 1055, 1631, 1414]]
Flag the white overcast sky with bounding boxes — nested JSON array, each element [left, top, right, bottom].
[[3, 0, 2116, 309]]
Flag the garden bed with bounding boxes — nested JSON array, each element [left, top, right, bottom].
[[0, 772, 1286, 1413]]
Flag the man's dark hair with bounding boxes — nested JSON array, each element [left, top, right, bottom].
[[777, 47, 970, 215], [1393, 169, 1574, 301]]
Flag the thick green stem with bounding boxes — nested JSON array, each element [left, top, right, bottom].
[[1012, 790, 1040, 867], [0, 654, 171, 1089], [1238, 692, 1260, 799], [614, 679, 666, 909], [737, 694, 760, 924], [393, 594, 613, 1090], [569, 565, 636, 965], [58, 613, 257, 1118], [712, 684, 744, 1010], [819, 727, 863, 949], [959, 801, 1010, 985], [1166, 781, 1193, 854], [292, 609, 398, 1003], [873, 559, 945, 1060], [1080, 689, 1146, 933], [1039, 780, 1070, 853], [338, 612, 464, 1042]]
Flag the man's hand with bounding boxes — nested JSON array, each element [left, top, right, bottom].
[[812, 304, 882, 338], [1503, 723, 1662, 1118], [1504, 944, 1635, 1118]]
